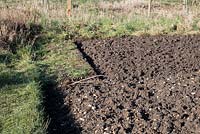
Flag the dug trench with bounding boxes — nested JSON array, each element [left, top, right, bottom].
[[61, 35, 200, 134], [42, 81, 82, 134]]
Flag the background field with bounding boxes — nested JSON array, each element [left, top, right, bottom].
[[1, 0, 200, 36]]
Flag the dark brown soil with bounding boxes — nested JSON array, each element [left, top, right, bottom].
[[62, 35, 200, 134]]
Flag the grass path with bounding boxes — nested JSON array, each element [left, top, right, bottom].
[[0, 49, 45, 133], [0, 21, 90, 133]]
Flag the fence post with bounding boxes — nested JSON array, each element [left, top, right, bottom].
[[148, 0, 152, 17], [43, 0, 49, 9], [183, 0, 189, 14], [67, 0, 71, 17]]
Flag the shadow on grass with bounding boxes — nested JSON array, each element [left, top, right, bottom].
[[0, 71, 30, 89], [0, 19, 82, 133], [0, 121, 2, 134], [38, 65, 82, 134], [0, 64, 82, 134], [0, 53, 12, 64]]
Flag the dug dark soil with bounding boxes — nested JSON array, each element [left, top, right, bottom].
[[61, 35, 200, 134]]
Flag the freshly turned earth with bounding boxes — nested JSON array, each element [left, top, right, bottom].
[[63, 35, 200, 134]]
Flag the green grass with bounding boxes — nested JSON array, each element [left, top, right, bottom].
[[0, 49, 45, 134], [38, 27, 90, 81], [0, 83, 44, 134], [0, 11, 92, 132], [46, 15, 183, 40], [0, 20, 91, 133]]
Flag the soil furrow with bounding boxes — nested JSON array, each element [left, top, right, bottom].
[[75, 41, 104, 77]]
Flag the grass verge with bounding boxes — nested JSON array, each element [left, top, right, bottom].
[[38, 27, 90, 82], [0, 16, 91, 133], [0, 49, 45, 134]]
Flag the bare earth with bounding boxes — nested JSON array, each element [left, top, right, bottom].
[[48, 35, 200, 134]]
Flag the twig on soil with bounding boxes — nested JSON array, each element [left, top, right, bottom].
[[67, 75, 106, 86]]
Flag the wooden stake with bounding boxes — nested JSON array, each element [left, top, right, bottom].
[[67, 0, 71, 17], [43, 0, 49, 10], [148, 0, 152, 17], [183, 0, 189, 14]]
